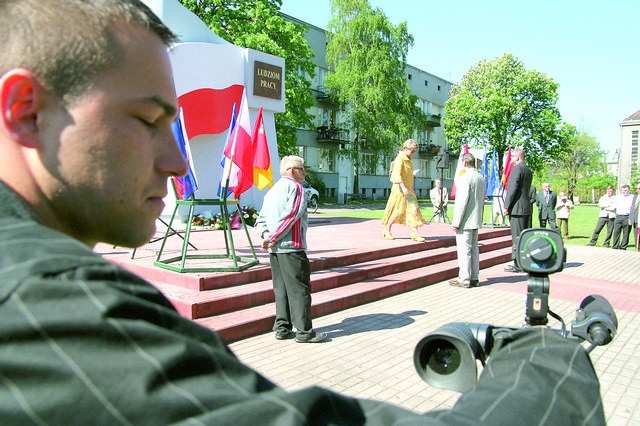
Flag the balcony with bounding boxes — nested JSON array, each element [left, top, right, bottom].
[[314, 85, 336, 104], [418, 143, 441, 156], [425, 113, 441, 128], [316, 126, 349, 143]]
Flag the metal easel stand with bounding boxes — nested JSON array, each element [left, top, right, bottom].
[[154, 187, 258, 273]]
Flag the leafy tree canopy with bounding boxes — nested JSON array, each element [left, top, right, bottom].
[[444, 53, 563, 171], [324, 0, 426, 191], [180, 0, 316, 155], [544, 125, 610, 198]]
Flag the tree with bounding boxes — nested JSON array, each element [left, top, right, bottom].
[[549, 125, 610, 200], [180, 0, 316, 155], [444, 53, 563, 171], [324, 0, 426, 193]]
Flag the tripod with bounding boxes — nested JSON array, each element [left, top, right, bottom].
[[429, 166, 449, 224]]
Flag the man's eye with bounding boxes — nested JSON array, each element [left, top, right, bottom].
[[138, 117, 157, 128]]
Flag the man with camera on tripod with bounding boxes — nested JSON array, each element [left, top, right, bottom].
[[429, 178, 449, 223]]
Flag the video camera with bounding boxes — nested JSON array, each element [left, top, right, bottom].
[[413, 228, 618, 393]]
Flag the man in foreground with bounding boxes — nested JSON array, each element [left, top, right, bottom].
[[449, 153, 485, 288], [0, 0, 605, 423], [503, 148, 533, 272]]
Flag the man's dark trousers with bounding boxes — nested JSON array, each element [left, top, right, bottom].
[[590, 217, 614, 247], [612, 215, 631, 250], [270, 251, 313, 336], [510, 215, 530, 265]]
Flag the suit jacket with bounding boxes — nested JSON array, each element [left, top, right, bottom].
[[452, 168, 485, 230], [631, 194, 640, 226], [429, 186, 448, 207], [536, 190, 557, 220], [504, 162, 533, 216]]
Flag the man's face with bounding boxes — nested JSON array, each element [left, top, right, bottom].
[[286, 165, 306, 183], [36, 25, 187, 247], [606, 188, 614, 196], [542, 183, 550, 192], [621, 187, 630, 196]]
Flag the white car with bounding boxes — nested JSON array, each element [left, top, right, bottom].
[[301, 181, 319, 213]]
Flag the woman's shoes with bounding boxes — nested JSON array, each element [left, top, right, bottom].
[[383, 229, 394, 240], [410, 231, 425, 242]]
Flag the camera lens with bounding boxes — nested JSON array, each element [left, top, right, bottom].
[[420, 339, 461, 375]]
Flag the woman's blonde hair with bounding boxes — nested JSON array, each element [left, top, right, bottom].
[[402, 139, 418, 150]]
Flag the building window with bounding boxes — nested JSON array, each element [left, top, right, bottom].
[[318, 149, 335, 172], [407, 73, 412, 80], [424, 80, 428, 86], [437, 85, 441, 91], [360, 153, 377, 174]]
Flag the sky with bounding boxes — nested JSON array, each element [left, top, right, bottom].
[[280, 0, 639, 157]]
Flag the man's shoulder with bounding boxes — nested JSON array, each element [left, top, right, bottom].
[[0, 217, 111, 280]]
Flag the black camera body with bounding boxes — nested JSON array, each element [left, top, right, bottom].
[[516, 228, 565, 274], [413, 228, 617, 393]]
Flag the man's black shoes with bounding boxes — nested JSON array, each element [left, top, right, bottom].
[[275, 330, 295, 340], [295, 332, 328, 343]]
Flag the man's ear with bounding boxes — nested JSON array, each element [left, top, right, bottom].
[[0, 69, 45, 148]]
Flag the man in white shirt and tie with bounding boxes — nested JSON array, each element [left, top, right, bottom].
[[612, 184, 634, 250]]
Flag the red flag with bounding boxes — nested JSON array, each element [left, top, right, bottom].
[[449, 144, 469, 200], [178, 85, 244, 139], [501, 147, 514, 190], [252, 107, 273, 190], [222, 89, 254, 197]]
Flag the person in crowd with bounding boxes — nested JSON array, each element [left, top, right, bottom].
[[527, 186, 537, 228], [503, 148, 533, 272], [429, 178, 448, 223], [630, 183, 640, 250], [255, 156, 327, 343], [382, 139, 425, 241], [536, 182, 558, 228], [490, 185, 508, 226], [612, 184, 634, 250], [555, 192, 574, 239], [0, 1, 606, 423], [449, 153, 485, 288], [588, 185, 616, 247]]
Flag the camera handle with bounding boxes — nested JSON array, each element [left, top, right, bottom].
[[524, 275, 550, 326]]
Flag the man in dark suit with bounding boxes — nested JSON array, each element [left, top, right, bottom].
[[503, 148, 533, 272], [536, 182, 558, 228]]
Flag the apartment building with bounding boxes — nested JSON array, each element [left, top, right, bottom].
[[619, 110, 640, 187], [283, 14, 453, 202]]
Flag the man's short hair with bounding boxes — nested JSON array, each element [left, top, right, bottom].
[[0, 0, 176, 104], [513, 148, 525, 160], [280, 155, 304, 174], [462, 153, 475, 167]]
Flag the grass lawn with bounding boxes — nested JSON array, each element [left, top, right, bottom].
[[316, 201, 610, 247]]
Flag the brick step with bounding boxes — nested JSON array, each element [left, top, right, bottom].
[[156, 235, 512, 319], [113, 228, 510, 292], [194, 246, 512, 342]]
